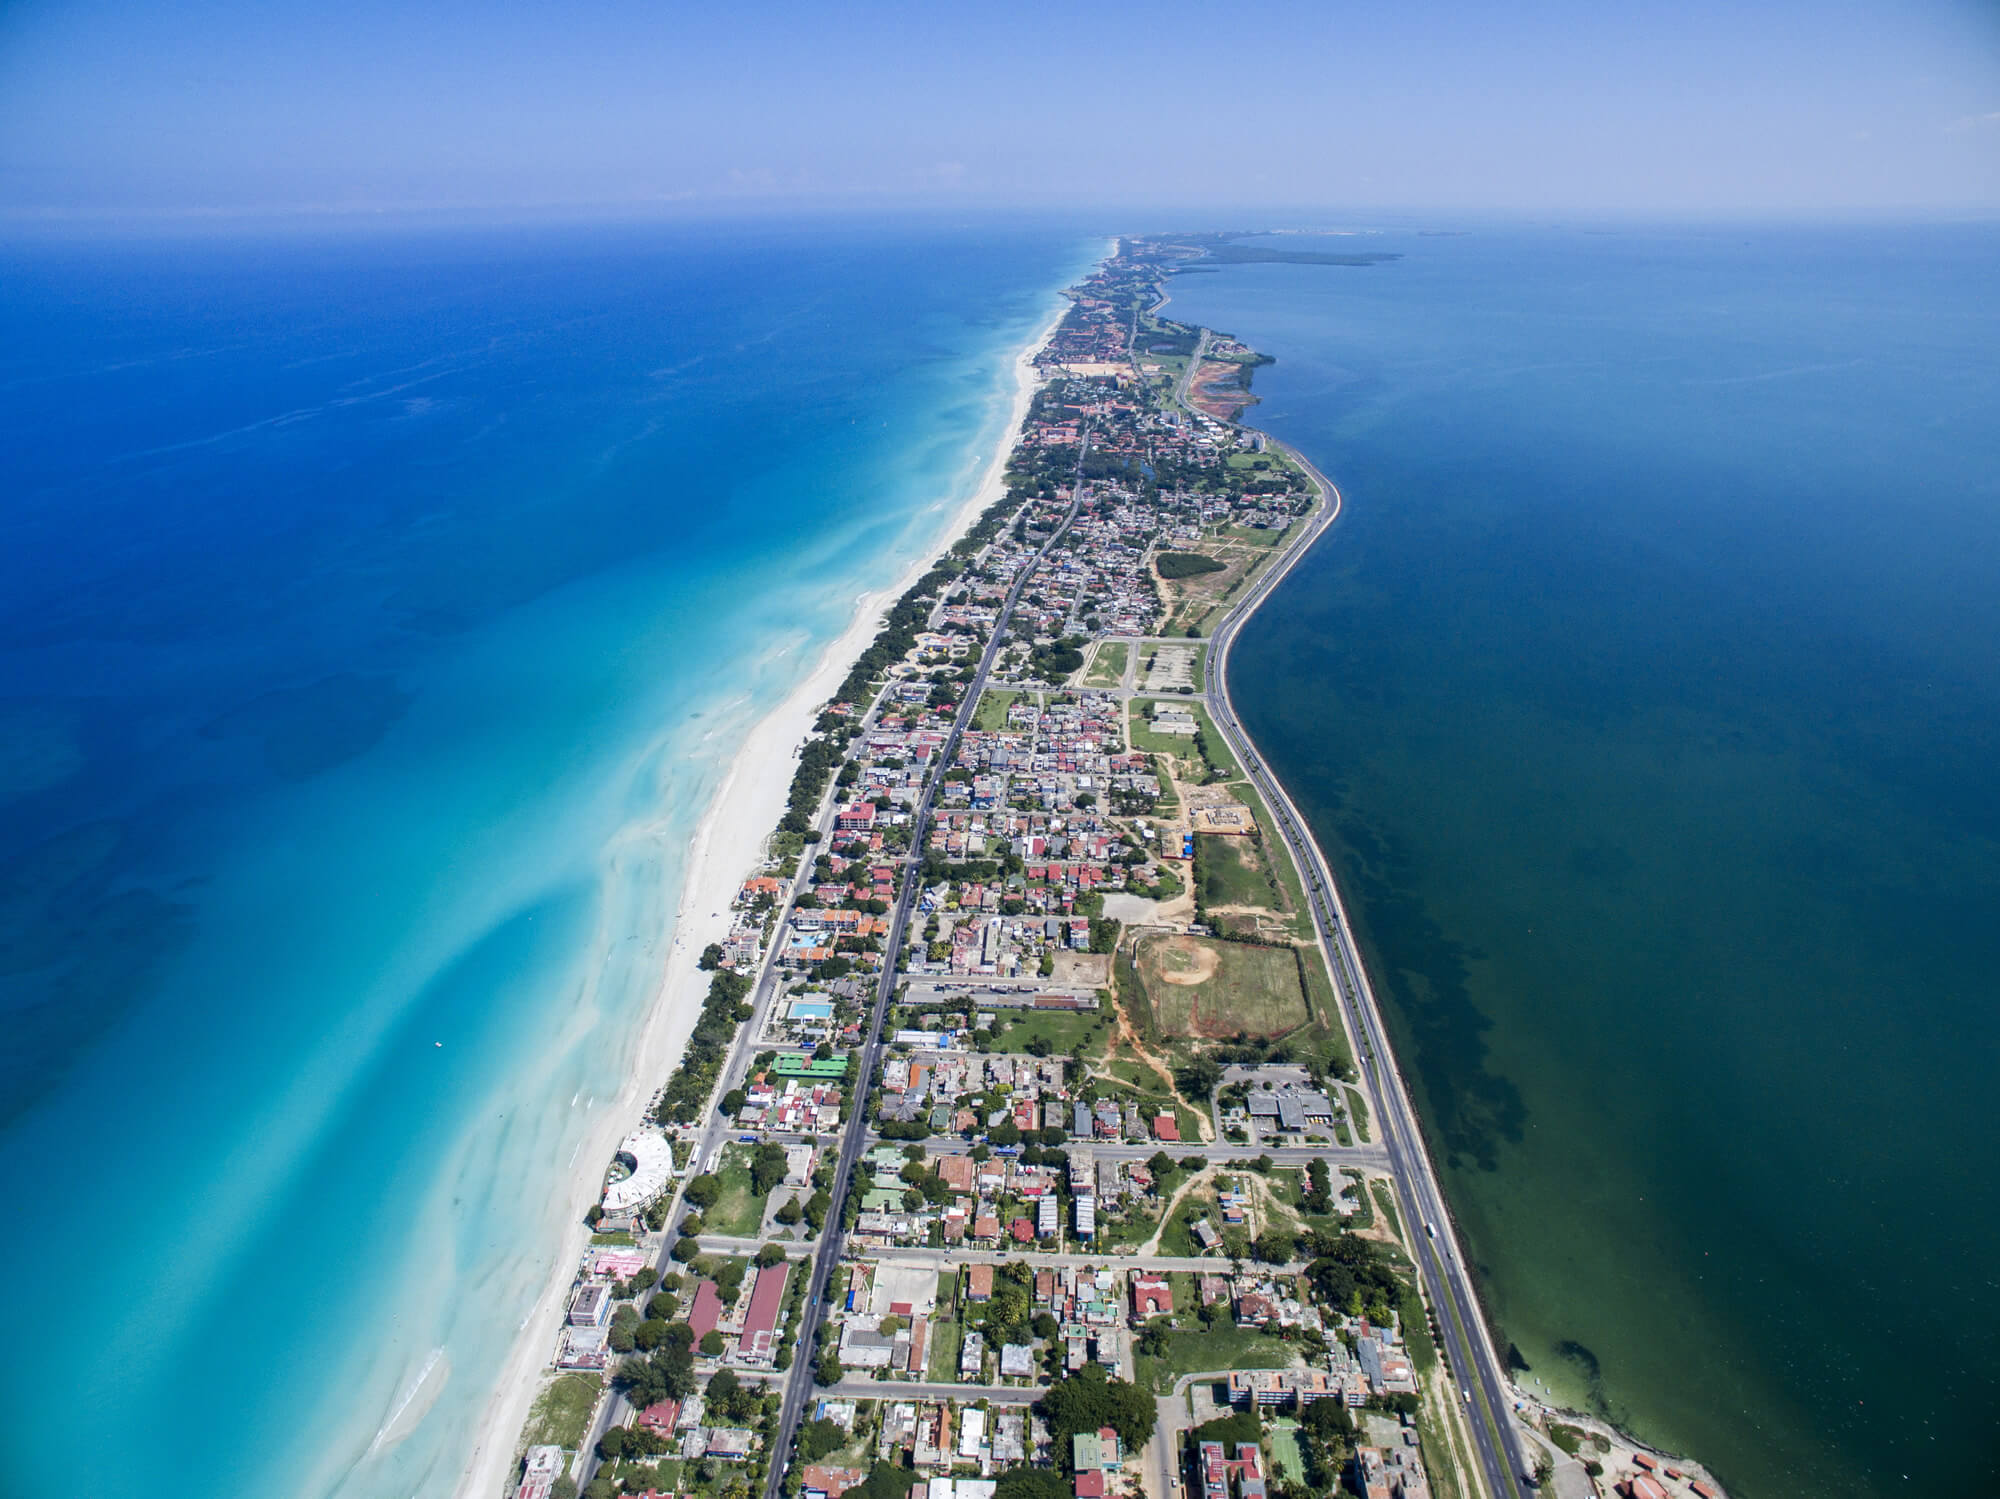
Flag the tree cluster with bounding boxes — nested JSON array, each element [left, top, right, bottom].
[[652, 968, 753, 1125], [1037, 1364, 1156, 1467]]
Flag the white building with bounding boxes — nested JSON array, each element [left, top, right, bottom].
[[602, 1127, 675, 1214]]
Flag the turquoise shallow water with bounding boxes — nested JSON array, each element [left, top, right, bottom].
[[1168, 225, 2000, 1497], [0, 219, 1088, 1497]]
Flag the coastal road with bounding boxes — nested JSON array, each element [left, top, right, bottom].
[[759, 429, 1099, 1499], [1199, 441, 1531, 1498]]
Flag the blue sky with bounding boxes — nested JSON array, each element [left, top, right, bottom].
[[1, 0, 1995, 221]]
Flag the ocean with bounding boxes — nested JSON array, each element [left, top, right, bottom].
[[0, 217, 1090, 1498], [1166, 224, 2000, 1497]]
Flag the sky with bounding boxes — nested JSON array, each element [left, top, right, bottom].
[[0, 0, 1996, 223]]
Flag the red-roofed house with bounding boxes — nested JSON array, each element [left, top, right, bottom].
[[739, 1263, 790, 1364], [1131, 1274, 1172, 1319], [1152, 1113, 1180, 1142], [687, 1280, 723, 1338], [802, 1465, 868, 1499], [1074, 1473, 1106, 1499], [966, 1264, 995, 1302]]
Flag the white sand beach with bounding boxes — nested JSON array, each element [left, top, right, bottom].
[[452, 294, 1066, 1499]]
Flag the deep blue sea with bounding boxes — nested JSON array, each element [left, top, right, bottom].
[[1168, 225, 2000, 1498], [0, 218, 1090, 1498]]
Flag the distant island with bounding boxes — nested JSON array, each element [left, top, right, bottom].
[[1142, 231, 1403, 270]]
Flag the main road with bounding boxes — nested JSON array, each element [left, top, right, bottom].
[[1200, 439, 1533, 1498]]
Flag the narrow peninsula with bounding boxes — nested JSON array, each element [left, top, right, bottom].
[[483, 238, 1724, 1499]]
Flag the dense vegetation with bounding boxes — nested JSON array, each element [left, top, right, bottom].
[[1037, 1364, 1157, 1466], [652, 967, 752, 1125], [1155, 550, 1226, 579]]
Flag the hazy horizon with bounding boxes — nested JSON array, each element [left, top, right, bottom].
[[3, 0, 1995, 228]]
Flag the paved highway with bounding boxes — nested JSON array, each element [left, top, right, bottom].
[[1201, 442, 1531, 1498]]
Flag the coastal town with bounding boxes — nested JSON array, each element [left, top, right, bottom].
[[499, 238, 1726, 1499]]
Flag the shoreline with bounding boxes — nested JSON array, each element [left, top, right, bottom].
[[450, 287, 1072, 1499]]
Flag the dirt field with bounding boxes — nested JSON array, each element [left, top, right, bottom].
[[1135, 931, 1310, 1039], [1188, 359, 1255, 420]]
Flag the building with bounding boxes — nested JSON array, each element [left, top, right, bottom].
[[802, 1466, 868, 1499], [1226, 1368, 1347, 1410], [1130, 1274, 1172, 1320], [1072, 1427, 1122, 1474], [519, 1446, 565, 1499], [739, 1263, 790, 1364], [706, 1428, 755, 1461], [602, 1127, 675, 1214], [1357, 1327, 1417, 1395], [839, 1324, 896, 1369], [556, 1325, 610, 1371], [1196, 1441, 1265, 1499], [1355, 1443, 1430, 1499], [966, 1263, 995, 1302], [567, 1282, 613, 1327], [687, 1279, 724, 1338], [958, 1406, 987, 1459], [774, 1053, 849, 1080]]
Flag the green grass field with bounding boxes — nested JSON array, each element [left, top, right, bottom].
[[1133, 1325, 1294, 1393], [1189, 704, 1238, 777], [702, 1146, 766, 1237], [1269, 1422, 1307, 1483], [1083, 641, 1129, 688], [1128, 702, 1198, 759], [1222, 780, 1310, 935], [1370, 1180, 1404, 1243], [1225, 523, 1289, 547], [992, 1005, 1109, 1059], [1344, 1087, 1371, 1142], [927, 1315, 966, 1381], [1197, 833, 1282, 911], [520, 1372, 602, 1450], [973, 689, 1022, 732], [1135, 932, 1309, 1040]]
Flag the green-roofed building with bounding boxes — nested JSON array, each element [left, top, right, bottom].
[[773, 1053, 847, 1079], [1073, 1431, 1124, 1472]]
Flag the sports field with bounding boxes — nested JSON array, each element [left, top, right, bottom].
[[1134, 932, 1309, 1039]]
